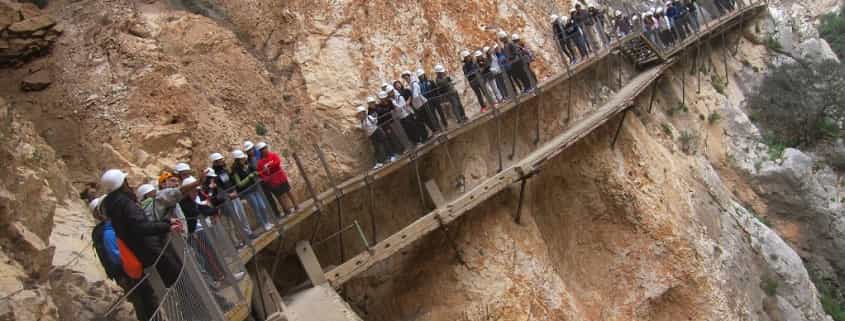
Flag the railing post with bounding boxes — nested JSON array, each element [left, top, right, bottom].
[[171, 235, 229, 320], [314, 144, 345, 262]]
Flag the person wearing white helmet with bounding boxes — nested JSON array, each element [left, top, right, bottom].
[[643, 10, 662, 48], [231, 149, 275, 231], [376, 89, 411, 153], [552, 13, 576, 64], [588, 3, 611, 46], [434, 64, 468, 124], [210, 151, 255, 241], [501, 33, 533, 95], [485, 44, 510, 102], [98, 169, 184, 318], [174, 162, 192, 180], [256, 143, 299, 216], [511, 34, 539, 93], [402, 68, 439, 134], [417, 68, 449, 131], [563, 14, 589, 61], [613, 10, 632, 37], [389, 81, 428, 145], [571, 3, 595, 54], [654, 7, 675, 49], [479, 47, 504, 106], [358, 105, 392, 169], [463, 49, 494, 112], [244, 140, 262, 169]]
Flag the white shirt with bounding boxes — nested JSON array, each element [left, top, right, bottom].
[[391, 94, 412, 119], [410, 80, 428, 109], [361, 114, 379, 136]]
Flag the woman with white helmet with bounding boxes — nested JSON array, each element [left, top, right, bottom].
[[462, 49, 494, 113], [434, 64, 468, 124], [210, 152, 254, 244], [231, 149, 275, 231]]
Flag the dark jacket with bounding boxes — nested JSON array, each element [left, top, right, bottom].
[[179, 197, 216, 234], [553, 21, 567, 41], [420, 77, 437, 100], [213, 165, 236, 191], [102, 189, 171, 267], [462, 60, 481, 81], [374, 101, 393, 127], [435, 74, 456, 95]]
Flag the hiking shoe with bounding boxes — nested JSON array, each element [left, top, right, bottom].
[[233, 271, 246, 281], [373, 163, 384, 170], [264, 223, 274, 231]]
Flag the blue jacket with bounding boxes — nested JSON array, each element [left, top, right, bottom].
[[102, 221, 121, 266]]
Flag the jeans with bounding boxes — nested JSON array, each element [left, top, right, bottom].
[[244, 190, 271, 225], [446, 92, 467, 123]]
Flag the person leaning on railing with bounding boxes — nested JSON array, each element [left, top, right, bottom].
[[100, 169, 186, 319], [256, 142, 299, 216], [231, 149, 275, 231], [434, 64, 468, 124], [210, 152, 255, 241], [418, 69, 450, 130]]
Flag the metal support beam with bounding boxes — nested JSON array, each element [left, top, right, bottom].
[[493, 107, 503, 173], [314, 145, 344, 262], [424, 180, 470, 269], [722, 32, 729, 86], [292, 152, 323, 241], [648, 77, 659, 113], [510, 104, 521, 159], [514, 167, 538, 225], [364, 174, 377, 244], [695, 43, 702, 94], [611, 108, 630, 148], [411, 150, 427, 215]]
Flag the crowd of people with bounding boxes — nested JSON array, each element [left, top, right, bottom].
[[356, 29, 546, 169], [84, 0, 752, 320], [89, 141, 298, 320]]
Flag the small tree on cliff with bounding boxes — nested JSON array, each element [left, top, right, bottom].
[[747, 60, 845, 147]]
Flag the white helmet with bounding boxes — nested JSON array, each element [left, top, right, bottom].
[[570, 8, 576, 13], [434, 64, 446, 73], [100, 169, 128, 193], [483, 46, 490, 53], [416, 68, 425, 77], [401, 70, 412, 77], [256, 142, 268, 150], [181, 176, 197, 187], [204, 167, 217, 177], [511, 33, 520, 41], [89, 195, 105, 212], [381, 82, 390, 90], [497, 30, 508, 38], [656, 7, 664, 14], [473, 50, 483, 57], [385, 84, 395, 92], [356, 106, 367, 113], [209, 152, 224, 162], [460, 50, 471, 58], [550, 14, 559, 22], [174, 162, 191, 173], [562, 16, 570, 24], [367, 96, 376, 103], [232, 149, 247, 159], [616, 10, 622, 16], [377, 90, 388, 99], [243, 140, 255, 151], [135, 184, 155, 200]]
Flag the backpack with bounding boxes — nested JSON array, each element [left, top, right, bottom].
[[117, 238, 145, 279], [92, 222, 125, 281]]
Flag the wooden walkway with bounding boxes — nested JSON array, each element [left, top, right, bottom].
[[324, 61, 671, 286]]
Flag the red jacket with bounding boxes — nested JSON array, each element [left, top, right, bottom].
[[257, 151, 289, 186]]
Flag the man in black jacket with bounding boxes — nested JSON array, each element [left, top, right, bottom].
[[99, 169, 184, 317]]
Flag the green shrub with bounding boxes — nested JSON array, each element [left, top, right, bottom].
[[661, 123, 673, 138], [764, 136, 787, 161], [765, 35, 783, 51], [708, 111, 722, 124], [711, 74, 726, 95], [747, 60, 845, 148], [821, 8, 845, 60], [255, 122, 268, 136], [679, 130, 698, 154], [761, 275, 779, 297]]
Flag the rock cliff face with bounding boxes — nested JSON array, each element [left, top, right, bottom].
[[0, 0, 842, 320]]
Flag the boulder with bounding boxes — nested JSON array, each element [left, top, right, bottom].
[[8, 222, 54, 279], [21, 69, 51, 91], [8, 14, 54, 34], [0, 1, 18, 31]]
